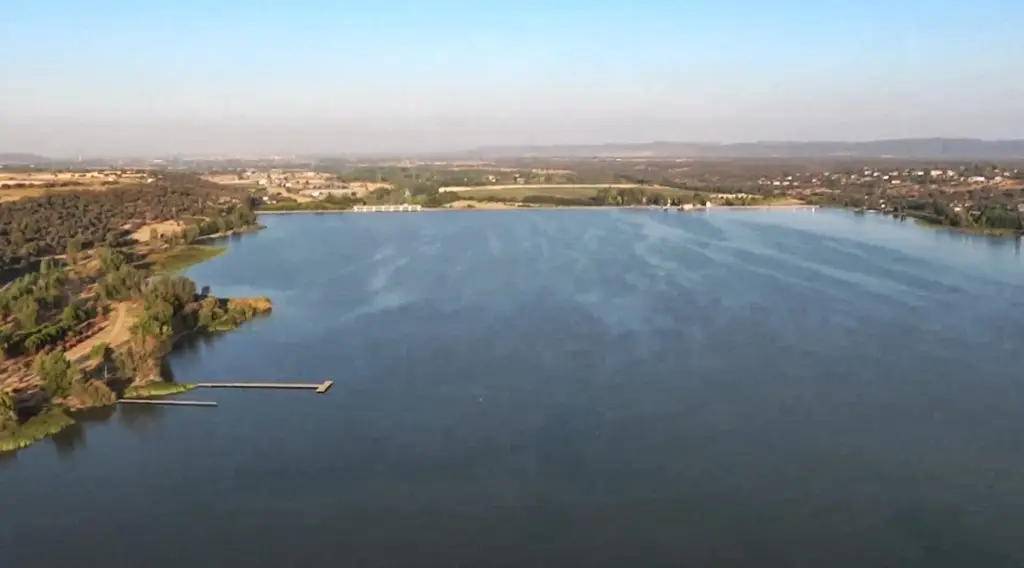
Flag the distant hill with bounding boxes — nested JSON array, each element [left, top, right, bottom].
[[465, 139, 1024, 161], [0, 153, 49, 165], [6, 138, 1024, 164]]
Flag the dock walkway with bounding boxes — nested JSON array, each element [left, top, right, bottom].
[[193, 380, 334, 393], [119, 399, 217, 407]]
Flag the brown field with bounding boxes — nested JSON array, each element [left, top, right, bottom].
[[442, 200, 519, 210], [269, 186, 313, 202], [0, 186, 120, 202], [0, 171, 150, 202], [440, 184, 692, 200], [130, 220, 184, 242], [203, 173, 393, 202], [342, 181, 392, 195], [0, 171, 149, 186], [202, 174, 249, 184]]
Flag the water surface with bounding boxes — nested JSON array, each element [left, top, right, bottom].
[[3, 209, 1024, 567]]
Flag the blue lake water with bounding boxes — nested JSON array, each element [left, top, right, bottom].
[[3, 209, 1024, 567]]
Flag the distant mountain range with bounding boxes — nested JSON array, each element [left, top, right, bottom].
[[5, 139, 1024, 164], [465, 138, 1024, 160], [0, 153, 49, 165]]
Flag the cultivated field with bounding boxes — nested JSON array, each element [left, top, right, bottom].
[[0, 170, 150, 202], [440, 184, 693, 200]]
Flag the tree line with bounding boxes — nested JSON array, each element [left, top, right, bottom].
[[4, 251, 270, 414], [0, 173, 250, 273]]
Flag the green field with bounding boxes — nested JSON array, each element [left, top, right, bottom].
[[141, 245, 225, 273]]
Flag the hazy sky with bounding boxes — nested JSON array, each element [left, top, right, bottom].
[[2, 0, 1023, 156]]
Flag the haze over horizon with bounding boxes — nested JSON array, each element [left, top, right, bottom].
[[3, 0, 1023, 157]]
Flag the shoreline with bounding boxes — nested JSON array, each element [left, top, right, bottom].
[[1, 229, 271, 455], [258, 205, 647, 214], [843, 207, 1023, 239], [700, 204, 818, 211], [911, 218, 1022, 238], [258, 203, 818, 215]]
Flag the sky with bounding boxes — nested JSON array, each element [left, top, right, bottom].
[[2, 0, 1023, 156]]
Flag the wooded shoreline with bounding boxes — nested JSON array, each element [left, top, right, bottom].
[[0, 180, 273, 454]]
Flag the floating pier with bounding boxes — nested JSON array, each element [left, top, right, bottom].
[[193, 380, 334, 394], [119, 399, 217, 407]]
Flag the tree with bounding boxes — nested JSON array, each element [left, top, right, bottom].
[[0, 391, 16, 428], [98, 264, 144, 301], [16, 297, 39, 329], [60, 304, 83, 327], [237, 200, 256, 225], [33, 349, 78, 399], [183, 225, 200, 244], [69, 379, 116, 407], [89, 341, 111, 362], [66, 237, 82, 263], [114, 337, 162, 381]]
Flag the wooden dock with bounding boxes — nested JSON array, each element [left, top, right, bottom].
[[193, 380, 333, 394], [119, 399, 217, 407]]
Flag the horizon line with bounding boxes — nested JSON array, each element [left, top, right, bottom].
[[5, 136, 1024, 162]]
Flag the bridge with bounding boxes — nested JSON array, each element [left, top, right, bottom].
[[352, 204, 422, 213]]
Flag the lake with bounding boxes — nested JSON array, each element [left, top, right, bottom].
[[3, 209, 1024, 567]]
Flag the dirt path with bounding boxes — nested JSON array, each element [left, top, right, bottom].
[[68, 303, 136, 362]]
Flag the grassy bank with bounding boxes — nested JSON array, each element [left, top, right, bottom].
[[0, 409, 76, 453], [194, 223, 265, 242], [894, 210, 1023, 237], [124, 381, 195, 398], [144, 245, 225, 273]]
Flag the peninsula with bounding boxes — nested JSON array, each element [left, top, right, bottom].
[[0, 173, 271, 452]]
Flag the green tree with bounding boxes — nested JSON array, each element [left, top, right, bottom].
[[0, 391, 16, 428], [183, 225, 200, 244], [60, 304, 83, 327], [237, 200, 256, 225], [97, 246, 126, 273], [33, 349, 78, 399], [16, 297, 39, 329], [66, 237, 82, 263], [69, 379, 116, 406], [98, 265, 145, 301], [89, 341, 111, 362]]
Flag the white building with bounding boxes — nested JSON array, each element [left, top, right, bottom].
[[353, 204, 423, 212]]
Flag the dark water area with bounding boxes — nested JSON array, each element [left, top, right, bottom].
[[3, 209, 1024, 567]]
